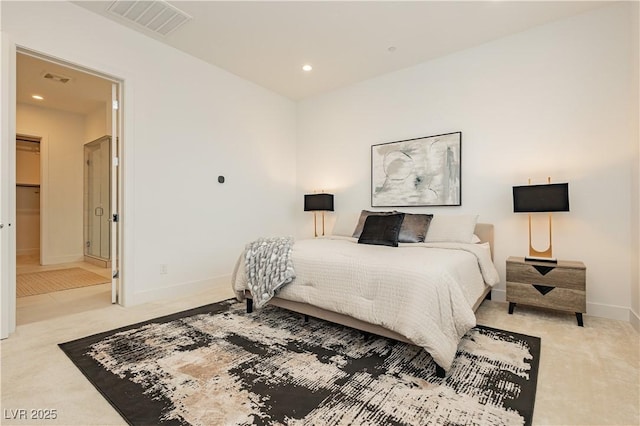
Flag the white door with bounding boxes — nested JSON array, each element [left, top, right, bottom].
[[110, 83, 121, 304], [0, 35, 17, 339], [84, 136, 111, 260]]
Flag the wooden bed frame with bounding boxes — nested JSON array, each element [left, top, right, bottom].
[[244, 223, 495, 377]]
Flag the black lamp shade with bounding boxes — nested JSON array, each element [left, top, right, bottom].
[[304, 193, 334, 211], [513, 183, 569, 213]]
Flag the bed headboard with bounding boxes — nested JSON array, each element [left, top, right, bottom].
[[474, 223, 494, 260]]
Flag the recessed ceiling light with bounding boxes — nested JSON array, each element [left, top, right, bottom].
[[302, 64, 313, 72], [32, 95, 44, 100]]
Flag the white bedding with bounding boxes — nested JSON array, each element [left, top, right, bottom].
[[232, 236, 499, 372]]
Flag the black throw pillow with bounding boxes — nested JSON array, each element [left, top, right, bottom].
[[351, 210, 397, 239], [357, 213, 405, 247]]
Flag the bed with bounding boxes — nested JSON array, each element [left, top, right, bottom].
[[232, 214, 499, 377]]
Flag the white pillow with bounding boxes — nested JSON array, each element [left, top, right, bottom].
[[425, 214, 479, 243]]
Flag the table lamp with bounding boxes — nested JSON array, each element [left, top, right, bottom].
[[513, 180, 569, 263], [304, 193, 334, 237]]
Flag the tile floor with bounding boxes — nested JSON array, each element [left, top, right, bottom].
[[15, 255, 113, 325], [1, 281, 638, 425]]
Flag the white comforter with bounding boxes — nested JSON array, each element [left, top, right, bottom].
[[232, 236, 499, 372]]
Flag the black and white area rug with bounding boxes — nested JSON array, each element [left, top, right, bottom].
[[59, 299, 540, 426]]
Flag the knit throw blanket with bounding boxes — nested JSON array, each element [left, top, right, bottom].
[[244, 236, 296, 309]]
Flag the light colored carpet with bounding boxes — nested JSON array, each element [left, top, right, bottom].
[[17, 268, 109, 297]]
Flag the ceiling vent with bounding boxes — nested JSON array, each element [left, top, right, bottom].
[[107, 1, 192, 37], [43, 72, 72, 84]]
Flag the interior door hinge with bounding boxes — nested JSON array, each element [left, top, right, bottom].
[[112, 100, 119, 110], [112, 270, 119, 279], [113, 157, 119, 166], [112, 213, 119, 223]]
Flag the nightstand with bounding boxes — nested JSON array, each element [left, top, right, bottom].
[[506, 256, 586, 326]]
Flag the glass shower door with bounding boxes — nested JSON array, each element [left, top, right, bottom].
[[84, 136, 111, 263]]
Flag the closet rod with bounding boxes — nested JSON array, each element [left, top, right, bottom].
[[16, 135, 41, 144]]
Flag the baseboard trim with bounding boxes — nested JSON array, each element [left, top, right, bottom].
[[490, 288, 506, 302], [41, 254, 85, 265], [130, 274, 232, 306], [630, 309, 640, 333], [84, 256, 111, 268], [16, 248, 39, 256], [586, 302, 630, 322]]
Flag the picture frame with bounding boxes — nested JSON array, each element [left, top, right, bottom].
[[371, 131, 461, 207]]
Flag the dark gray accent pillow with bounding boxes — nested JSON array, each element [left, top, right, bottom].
[[398, 213, 434, 243], [352, 210, 396, 239], [357, 213, 405, 247]]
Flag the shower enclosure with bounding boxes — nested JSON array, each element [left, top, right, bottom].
[[84, 136, 111, 267]]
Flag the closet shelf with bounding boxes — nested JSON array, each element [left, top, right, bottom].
[[17, 183, 40, 188]]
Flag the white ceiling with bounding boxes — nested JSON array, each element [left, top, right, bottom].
[[72, 1, 612, 100], [15, 1, 613, 114], [17, 53, 113, 115]]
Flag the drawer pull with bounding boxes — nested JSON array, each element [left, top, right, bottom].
[[533, 284, 555, 295], [533, 265, 555, 276]]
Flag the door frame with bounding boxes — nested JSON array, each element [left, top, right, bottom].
[[1, 43, 129, 338], [1, 33, 17, 339], [83, 135, 112, 264], [15, 133, 45, 262]]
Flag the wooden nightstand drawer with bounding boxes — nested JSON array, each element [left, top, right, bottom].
[[506, 261, 585, 291], [506, 256, 587, 326], [506, 281, 586, 313]]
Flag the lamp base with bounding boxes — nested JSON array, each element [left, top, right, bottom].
[[312, 211, 327, 238], [524, 256, 558, 263]]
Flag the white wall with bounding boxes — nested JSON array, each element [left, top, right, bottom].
[[17, 103, 86, 264], [2, 1, 635, 323], [85, 102, 110, 143], [297, 3, 638, 321], [631, 1, 640, 330], [2, 1, 297, 305]]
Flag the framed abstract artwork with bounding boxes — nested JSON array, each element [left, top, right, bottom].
[[371, 132, 461, 207]]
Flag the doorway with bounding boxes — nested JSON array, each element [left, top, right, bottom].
[[15, 134, 41, 265], [13, 50, 122, 325]]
